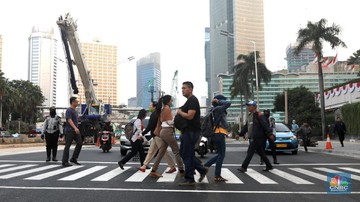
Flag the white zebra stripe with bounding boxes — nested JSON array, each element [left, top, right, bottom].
[[314, 167, 360, 181], [0, 164, 37, 174], [125, 167, 151, 182], [0, 165, 60, 179], [289, 168, 327, 181], [25, 165, 83, 180], [157, 167, 178, 182], [221, 168, 243, 184], [92, 167, 130, 181], [338, 167, 360, 174], [245, 169, 277, 184], [270, 169, 313, 184], [58, 166, 107, 181], [0, 164, 15, 169]]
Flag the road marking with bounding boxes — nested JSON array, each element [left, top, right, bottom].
[[245, 169, 278, 184], [157, 167, 178, 182], [25, 166, 83, 180], [0, 165, 60, 179], [289, 168, 327, 181], [314, 167, 360, 181], [270, 169, 313, 184], [1, 185, 360, 194], [91, 167, 130, 181], [194, 170, 209, 183], [338, 167, 360, 174], [58, 166, 107, 181], [221, 168, 243, 184], [0, 164, 15, 168], [0, 164, 37, 174], [125, 167, 152, 182]]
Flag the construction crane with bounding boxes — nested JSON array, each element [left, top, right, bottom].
[[57, 13, 111, 143], [170, 70, 178, 108]]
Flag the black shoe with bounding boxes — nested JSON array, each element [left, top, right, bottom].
[[199, 167, 209, 182], [237, 167, 247, 173], [46, 157, 51, 162], [178, 180, 195, 186], [260, 161, 264, 165], [118, 162, 124, 170], [70, 159, 81, 165], [263, 167, 273, 171], [62, 162, 72, 167], [146, 166, 151, 170], [52, 157, 58, 162], [273, 160, 279, 165]]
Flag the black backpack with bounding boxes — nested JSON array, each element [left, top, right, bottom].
[[200, 108, 220, 138]]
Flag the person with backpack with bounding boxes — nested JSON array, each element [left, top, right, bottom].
[[176, 81, 208, 186], [148, 95, 184, 177], [237, 101, 274, 173], [138, 101, 176, 173], [118, 109, 147, 170], [41, 107, 63, 162], [203, 95, 231, 182]]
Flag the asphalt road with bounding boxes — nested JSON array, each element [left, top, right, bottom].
[[0, 141, 360, 202]]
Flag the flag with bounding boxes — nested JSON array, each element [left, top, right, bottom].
[[351, 64, 355, 74]]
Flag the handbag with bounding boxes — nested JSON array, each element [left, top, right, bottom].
[[174, 114, 188, 131]]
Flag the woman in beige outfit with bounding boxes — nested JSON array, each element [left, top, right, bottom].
[[150, 95, 184, 177]]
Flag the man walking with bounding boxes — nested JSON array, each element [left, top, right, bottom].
[[237, 101, 274, 172], [62, 97, 82, 167], [176, 81, 208, 186], [333, 117, 346, 147]]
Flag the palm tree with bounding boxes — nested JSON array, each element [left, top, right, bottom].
[[230, 51, 271, 123], [295, 18, 346, 139], [0, 70, 7, 128]]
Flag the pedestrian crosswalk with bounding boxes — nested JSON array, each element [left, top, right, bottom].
[[0, 163, 360, 185]]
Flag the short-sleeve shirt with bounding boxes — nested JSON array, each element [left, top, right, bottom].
[[65, 107, 78, 133], [180, 95, 201, 131]]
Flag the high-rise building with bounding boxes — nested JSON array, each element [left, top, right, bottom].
[[136, 52, 161, 109], [0, 35, 2, 71], [286, 43, 315, 72], [28, 26, 58, 107], [204, 27, 211, 106], [208, 0, 265, 99], [76, 41, 118, 106]]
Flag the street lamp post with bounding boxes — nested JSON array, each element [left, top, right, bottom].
[[250, 41, 260, 110]]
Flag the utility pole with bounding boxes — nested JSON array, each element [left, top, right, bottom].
[[284, 90, 288, 124]]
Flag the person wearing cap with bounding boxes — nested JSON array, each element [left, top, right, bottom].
[[237, 101, 274, 172], [203, 95, 231, 182], [41, 106, 63, 162]]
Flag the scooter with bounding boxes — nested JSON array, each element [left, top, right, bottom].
[[99, 131, 112, 152], [196, 136, 208, 158]]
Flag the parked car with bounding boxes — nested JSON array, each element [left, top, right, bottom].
[[119, 117, 152, 156], [0, 131, 13, 138], [265, 123, 299, 155]]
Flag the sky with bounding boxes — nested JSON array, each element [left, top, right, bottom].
[[1, 0, 359, 107]]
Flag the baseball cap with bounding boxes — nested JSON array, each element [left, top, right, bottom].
[[213, 94, 227, 100], [245, 100, 257, 106]]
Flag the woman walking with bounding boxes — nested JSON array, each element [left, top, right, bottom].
[[118, 109, 147, 169], [149, 95, 184, 177]]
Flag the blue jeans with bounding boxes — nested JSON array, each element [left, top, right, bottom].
[[204, 133, 225, 177], [180, 130, 206, 182]]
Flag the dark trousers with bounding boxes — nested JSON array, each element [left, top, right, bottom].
[[119, 139, 145, 165], [302, 136, 309, 152], [204, 133, 226, 177], [62, 131, 83, 164], [338, 132, 345, 146], [45, 131, 59, 158], [242, 138, 272, 170], [262, 137, 277, 162], [180, 130, 207, 182]]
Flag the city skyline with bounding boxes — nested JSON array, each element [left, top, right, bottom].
[[1, 0, 360, 107]]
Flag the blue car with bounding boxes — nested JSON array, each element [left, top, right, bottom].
[[266, 123, 299, 155]]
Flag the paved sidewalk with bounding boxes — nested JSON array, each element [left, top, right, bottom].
[[306, 139, 360, 159]]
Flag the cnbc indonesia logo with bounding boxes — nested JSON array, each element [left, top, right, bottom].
[[328, 173, 351, 194]]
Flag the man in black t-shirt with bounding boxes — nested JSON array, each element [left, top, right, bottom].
[[176, 81, 207, 186]]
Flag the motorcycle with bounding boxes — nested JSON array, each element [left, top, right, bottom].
[[99, 131, 112, 152], [196, 136, 208, 158]]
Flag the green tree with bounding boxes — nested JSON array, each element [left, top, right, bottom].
[[273, 86, 321, 128], [295, 18, 346, 138], [346, 49, 360, 76], [229, 51, 271, 123], [0, 70, 8, 128]]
